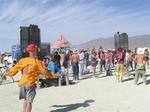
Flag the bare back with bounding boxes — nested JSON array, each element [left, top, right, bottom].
[[135, 54, 146, 65]]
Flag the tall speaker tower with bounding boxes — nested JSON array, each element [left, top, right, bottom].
[[20, 24, 41, 57]]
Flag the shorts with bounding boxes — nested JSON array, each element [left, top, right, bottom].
[[91, 61, 97, 67], [136, 64, 146, 75], [19, 83, 36, 103]]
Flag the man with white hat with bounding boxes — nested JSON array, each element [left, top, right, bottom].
[[134, 48, 147, 85]]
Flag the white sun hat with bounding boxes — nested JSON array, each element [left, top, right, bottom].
[[137, 48, 144, 55]]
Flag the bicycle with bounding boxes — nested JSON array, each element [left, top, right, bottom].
[[0, 67, 7, 85]]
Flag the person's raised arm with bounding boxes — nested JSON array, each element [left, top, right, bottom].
[[4, 59, 26, 76]]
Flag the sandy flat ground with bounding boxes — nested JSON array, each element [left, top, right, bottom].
[[1, 68, 150, 112]]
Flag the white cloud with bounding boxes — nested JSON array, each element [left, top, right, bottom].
[[0, 0, 149, 51], [41, 0, 49, 4]]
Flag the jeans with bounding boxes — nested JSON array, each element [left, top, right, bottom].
[[85, 60, 89, 69], [59, 69, 69, 85], [100, 60, 106, 73], [71, 62, 79, 80], [79, 60, 85, 76], [105, 59, 112, 76], [129, 61, 133, 71]]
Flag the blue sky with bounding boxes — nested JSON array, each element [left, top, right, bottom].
[[0, 0, 150, 52]]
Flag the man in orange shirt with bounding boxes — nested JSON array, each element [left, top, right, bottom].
[[4, 44, 57, 112]]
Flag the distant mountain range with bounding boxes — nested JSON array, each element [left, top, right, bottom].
[[75, 35, 150, 50]]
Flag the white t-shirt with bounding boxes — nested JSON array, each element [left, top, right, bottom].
[[125, 52, 129, 63], [79, 52, 84, 61]]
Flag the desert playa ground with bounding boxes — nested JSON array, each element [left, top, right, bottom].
[[1, 68, 150, 112]]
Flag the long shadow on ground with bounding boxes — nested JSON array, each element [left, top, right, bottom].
[[49, 99, 95, 112], [1, 80, 18, 85], [146, 79, 150, 85], [79, 75, 93, 80], [123, 77, 134, 82]]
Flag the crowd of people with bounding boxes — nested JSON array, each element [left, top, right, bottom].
[[1, 45, 150, 85], [0, 44, 150, 112], [38, 45, 150, 86]]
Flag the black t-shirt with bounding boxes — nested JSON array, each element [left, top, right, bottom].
[[54, 54, 61, 62]]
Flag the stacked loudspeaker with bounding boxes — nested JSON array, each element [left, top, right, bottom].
[[20, 24, 41, 57], [114, 32, 129, 51]]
